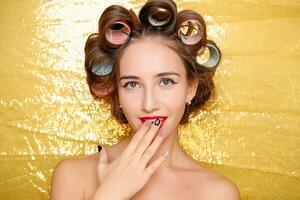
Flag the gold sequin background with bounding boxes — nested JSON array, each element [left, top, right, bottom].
[[0, 0, 299, 199]]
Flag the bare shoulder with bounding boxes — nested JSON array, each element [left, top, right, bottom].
[[208, 174, 240, 200], [50, 154, 99, 200], [194, 167, 240, 200]]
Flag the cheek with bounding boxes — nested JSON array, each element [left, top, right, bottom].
[[163, 83, 187, 102], [118, 89, 142, 126], [118, 89, 141, 109], [166, 93, 186, 119], [160, 86, 187, 119]]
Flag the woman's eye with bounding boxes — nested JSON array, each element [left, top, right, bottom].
[[123, 79, 177, 89], [160, 78, 176, 87], [123, 82, 139, 89]]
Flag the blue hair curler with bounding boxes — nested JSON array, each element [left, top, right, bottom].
[[91, 62, 113, 76]]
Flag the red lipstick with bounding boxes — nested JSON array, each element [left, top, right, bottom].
[[139, 116, 168, 129]]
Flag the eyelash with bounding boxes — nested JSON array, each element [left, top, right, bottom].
[[122, 78, 177, 89]]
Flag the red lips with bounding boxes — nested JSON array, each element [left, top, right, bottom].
[[139, 116, 168, 129]]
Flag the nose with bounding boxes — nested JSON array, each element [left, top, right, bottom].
[[142, 87, 160, 113]]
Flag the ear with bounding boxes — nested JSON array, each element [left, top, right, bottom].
[[186, 77, 199, 103]]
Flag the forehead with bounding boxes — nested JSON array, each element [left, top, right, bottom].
[[119, 37, 186, 76]]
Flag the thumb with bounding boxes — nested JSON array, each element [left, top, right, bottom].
[[98, 146, 108, 171]]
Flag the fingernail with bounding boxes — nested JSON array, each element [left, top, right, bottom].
[[163, 150, 169, 158], [154, 119, 160, 126], [145, 120, 151, 126], [158, 129, 164, 137], [98, 145, 102, 153]]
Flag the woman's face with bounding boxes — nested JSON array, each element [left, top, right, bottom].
[[118, 36, 197, 135]]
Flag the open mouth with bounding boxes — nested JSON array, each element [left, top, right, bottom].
[[139, 116, 168, 129]]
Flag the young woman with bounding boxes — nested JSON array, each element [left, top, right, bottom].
[[50, 0, 239, 199]]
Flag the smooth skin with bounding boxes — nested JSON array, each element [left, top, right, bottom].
[[50, 119, 166, 200], [93, 120, 167, 200], [50, 36, 240, 200]]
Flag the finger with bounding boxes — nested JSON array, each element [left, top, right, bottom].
[[133, 119, 161, 160], [139, 129, 165, 167], [144, 151, 168, 178], [122, 120, 152, 158]]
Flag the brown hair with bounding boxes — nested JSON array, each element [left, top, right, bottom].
[[84, 0, 221, 124]]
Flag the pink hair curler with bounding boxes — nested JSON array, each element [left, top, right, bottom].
[[92, 81, 114, 97], [104, 21, 131, 45], [177, 19, 203, 46]]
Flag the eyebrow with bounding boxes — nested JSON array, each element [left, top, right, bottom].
[[119, 71, 180, 81]]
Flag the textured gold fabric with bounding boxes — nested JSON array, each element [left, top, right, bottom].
[[0, 0, 299, 199]]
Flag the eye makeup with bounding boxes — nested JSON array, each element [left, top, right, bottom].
[[121, 78, 178, 89]]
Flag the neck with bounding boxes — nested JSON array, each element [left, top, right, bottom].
[[148, 127, 199, 172]]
